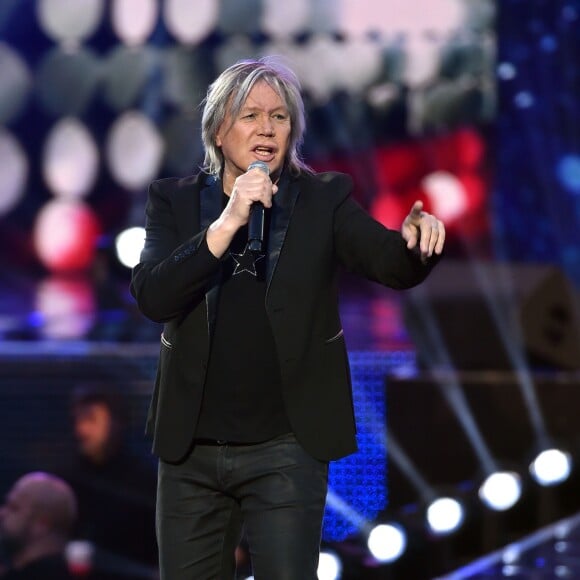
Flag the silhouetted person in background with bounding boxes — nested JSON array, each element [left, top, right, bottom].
[[58, 385, 158, 568], [0, 472, 76, 579]]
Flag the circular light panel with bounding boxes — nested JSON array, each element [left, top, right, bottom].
[[106, 111, 164, 191], [37, 0, 104, 46], [0, 43, 32, 124], [163, 0, 218, 45], [112, 0, 158, 46], [43, 118, 99, 199], [0, 130, 28, 216]]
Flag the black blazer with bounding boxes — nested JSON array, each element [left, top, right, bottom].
[[131, 170, 436, 463]]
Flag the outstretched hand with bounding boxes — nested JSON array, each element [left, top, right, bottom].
[[401, 201, 445, 262]]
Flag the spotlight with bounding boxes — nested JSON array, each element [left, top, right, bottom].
[[367, 523, 407, 563], [317, 550, 342, 580], [530, 449, 572, 486], [478, 471, 522, 511], [426, 497, 465, 535], [115, 227, 145, 269]]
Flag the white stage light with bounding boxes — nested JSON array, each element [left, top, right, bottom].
[[337, 0, 465, 39], [43, 117, 99, 199], [422, 171, 469, 224], [530, 449, 572, 487], [106, 111, 164, 191], [317, 550, 342, 580], [115, 227, 145, 269], [163, 0, 218, 45], [112, 0, 158, 46], [479, 472, 522, 511], [37, 0, 104, 47], [367, 523, 407, 563], [426, 497, 464, 535], [262, 0, 309, 38]]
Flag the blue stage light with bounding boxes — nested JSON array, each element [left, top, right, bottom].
[[556, 155, 580, 195], [514, 91, 534, 109]]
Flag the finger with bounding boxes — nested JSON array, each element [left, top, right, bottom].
[[434, 222, 446, 255], [419, 221, 430, 256], [423, 219, 445, 257], [420, 217, 437, 256], [406, 231, 418, 250], [410, 200, 424, 220]]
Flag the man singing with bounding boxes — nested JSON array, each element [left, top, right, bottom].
[[131, 56, 445, 579]]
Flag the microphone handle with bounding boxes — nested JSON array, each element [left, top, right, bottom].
[[248, 202, 265, 253]]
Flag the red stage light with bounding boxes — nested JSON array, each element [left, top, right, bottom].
[[33, 199, 101, 272]]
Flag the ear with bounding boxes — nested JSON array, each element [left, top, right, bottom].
[[216, 134, 222, 147]]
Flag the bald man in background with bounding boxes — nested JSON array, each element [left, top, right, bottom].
[[0, 472, 77, 580]]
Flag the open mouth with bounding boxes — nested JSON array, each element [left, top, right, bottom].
[[253, 146, 276, 160]]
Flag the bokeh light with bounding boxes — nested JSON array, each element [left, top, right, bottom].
[[35, 276, 96, 339], [261, 0, 309, 38], [163, 0, 218, 45], [0, 130, 28, 216], [479, 472, 522, 512], [367, 523, 407, 563], [106, 111, 164, 191], [422, 171, 469, 224], [0, 43, 32, 124], [556, 155, 580, 195], [426, 497, 465, 535], [317, 550, 342, 580], [37, 0, 104, 47], [36, 47, 101, 117], [111, 0, 158, 47], [530, 449, 572, 487], [103, 45, 161, 111], [33, 199, 101, 272], [43, 118, 99, 199], [115, 227, 145, 269]]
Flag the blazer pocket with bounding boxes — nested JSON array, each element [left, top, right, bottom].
[[324, 329, 344, 344]]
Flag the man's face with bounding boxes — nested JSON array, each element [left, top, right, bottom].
[[73, 403, 113, 461], [0, 483, 34, 557], [216, 80, 291, 189]]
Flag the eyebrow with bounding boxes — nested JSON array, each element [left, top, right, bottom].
[[240, 105, 288, 114]]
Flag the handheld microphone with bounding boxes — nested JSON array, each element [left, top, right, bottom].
[[247, 161, 270, 253]]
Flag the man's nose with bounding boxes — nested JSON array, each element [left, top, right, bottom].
[[258, 115, 274, 135]]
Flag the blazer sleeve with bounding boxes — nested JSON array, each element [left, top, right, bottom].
[[130, 179, 221, 323], [332, 179, 439, 289]]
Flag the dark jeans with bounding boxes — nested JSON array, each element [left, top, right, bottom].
[[156, 432, 329, 580]]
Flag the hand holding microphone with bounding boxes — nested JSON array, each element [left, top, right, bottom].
[[207, 161, 277, 259]]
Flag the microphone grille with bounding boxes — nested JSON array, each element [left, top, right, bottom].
[[247, 161, 270, 175]]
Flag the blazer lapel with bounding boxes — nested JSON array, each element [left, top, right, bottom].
[[200, 175, 223, 338], [266, 174, 300, 295]]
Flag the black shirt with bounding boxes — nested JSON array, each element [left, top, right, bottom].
[[195, 194, 292, 442]]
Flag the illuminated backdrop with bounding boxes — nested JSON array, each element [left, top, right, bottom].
[[0, 0, 495, 544]]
